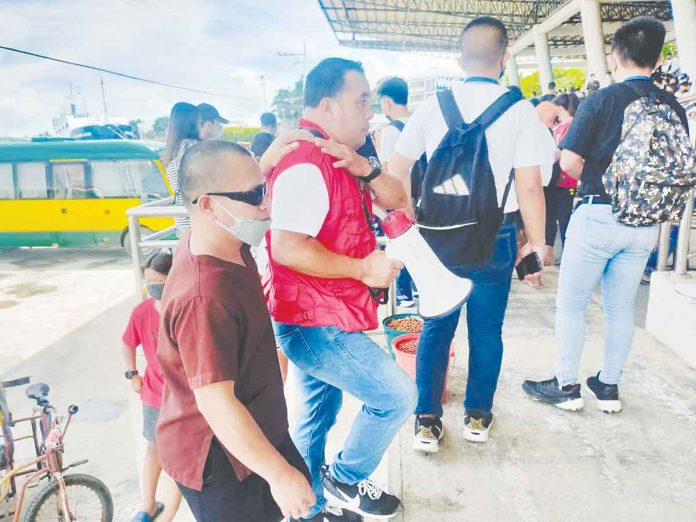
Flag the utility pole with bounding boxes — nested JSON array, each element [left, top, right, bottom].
[[100, 76, 108, 121], [279, 39, 308, 84]]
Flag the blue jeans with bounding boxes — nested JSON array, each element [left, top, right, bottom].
[[645, 225, 678, 273], [396, 268, 414, 298], [415, 222, 517, 418], [274, 323, 417, 518], [555, 205, 658, 385]]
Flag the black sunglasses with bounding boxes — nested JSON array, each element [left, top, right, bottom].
[[192, 183, 267, 206]]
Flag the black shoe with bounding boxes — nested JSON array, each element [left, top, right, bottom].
[[291, 503, 363, 521], [522, 377, 585, 411], [321, 466, 400, 520], [586, 372, 622, 413], [413, 416, 444, 453], [463, 411, 494, 443]]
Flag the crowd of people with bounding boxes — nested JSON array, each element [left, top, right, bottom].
[[118, 14, 694, 522]]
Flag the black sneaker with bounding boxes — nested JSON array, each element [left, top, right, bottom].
[[462, 411, 494, 443], [321, 466, 400, 519], [522, 377, 585, 411], [586, 372, 622, 413], [291, 503, 363, 521], [413, 416, 443, 453]]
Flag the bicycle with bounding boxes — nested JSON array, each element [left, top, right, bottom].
[[0, 377, 113, 521]]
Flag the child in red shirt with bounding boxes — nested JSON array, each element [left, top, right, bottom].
[[122, 252, 181, 522]]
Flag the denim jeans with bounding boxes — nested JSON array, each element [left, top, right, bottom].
[[555, 204, 658, 385], [396, 267, 414, 298], [274, 323, 417, 518], [415, 222, 517, 418]]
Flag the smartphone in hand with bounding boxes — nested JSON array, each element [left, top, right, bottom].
[[516, 252, 542, 281]]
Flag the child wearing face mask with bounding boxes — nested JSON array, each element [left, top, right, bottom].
[[122, 252, 182, 522]]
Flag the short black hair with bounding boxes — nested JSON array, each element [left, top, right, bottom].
[[260, 112, 277, 127], [180, 140, 252, 207], [552, 92, 581, 117], [462, 16, 508, 51], [539, 93, 555, 103], [548, 81, 556, 89], [377, 77, 408, 106], [143, 252, 173, 275], [612, 16, 666, 69], [304, 58, 365, 108]]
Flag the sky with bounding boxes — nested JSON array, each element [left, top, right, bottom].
[[0, 0, 461, 137]]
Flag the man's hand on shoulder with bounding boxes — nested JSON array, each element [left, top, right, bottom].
[[259, 129, 315, 176], [315, 137, 372, 178]]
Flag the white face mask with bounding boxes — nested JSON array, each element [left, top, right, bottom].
[[213, 198, 270, 247]]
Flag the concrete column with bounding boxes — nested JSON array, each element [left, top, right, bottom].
[[580, 0, 608, 84], [672, 0, 696, 80], [534, 27, 554, 94], [507, 54, 520, 86]]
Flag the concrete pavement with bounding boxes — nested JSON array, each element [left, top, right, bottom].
[[391, 269, 696, 521], [2, 248, 695, 521]]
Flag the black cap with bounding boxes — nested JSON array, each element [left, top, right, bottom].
[[197, 103, 229, 124]]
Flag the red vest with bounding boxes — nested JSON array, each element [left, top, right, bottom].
[[263, 119, 378, 332]]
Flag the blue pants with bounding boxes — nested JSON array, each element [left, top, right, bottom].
[[415, 222, 517, 418], [555, 205, 658, 385], [274, 323, 417, 518]]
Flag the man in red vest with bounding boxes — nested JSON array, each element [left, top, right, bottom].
[[264, 58, 417, 521]]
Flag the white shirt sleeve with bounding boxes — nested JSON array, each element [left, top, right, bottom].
[[379, 125, 401, 162], [394, 99, 432, 161], [512, 101, 557, 169], [270, 163, 329, 237]]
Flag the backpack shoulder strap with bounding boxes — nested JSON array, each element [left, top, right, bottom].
[[389, 119, 405, 132], [436, 89, 464, 130], [473, 90, 524, 130]]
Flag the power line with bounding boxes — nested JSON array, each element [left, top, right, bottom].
[[0, 44, 253, 99]]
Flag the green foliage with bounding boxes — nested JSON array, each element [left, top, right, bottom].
[[662, 42, 678, 60], [272, 79, 303, 126], [221, 126, 261, 144], [518, 68, 586, 98], [153, 116, 169, 134]]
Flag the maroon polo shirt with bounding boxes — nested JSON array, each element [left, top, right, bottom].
[[156, 231, 288, 491]]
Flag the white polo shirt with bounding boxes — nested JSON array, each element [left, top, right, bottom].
[[395, 81, 556, 213]]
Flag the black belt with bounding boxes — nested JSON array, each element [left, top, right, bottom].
[[579, 195, 611, 205]]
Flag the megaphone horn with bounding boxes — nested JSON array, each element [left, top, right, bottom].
[[382, 210, 473, 319]]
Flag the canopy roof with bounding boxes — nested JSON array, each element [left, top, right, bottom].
[[318, 1, 673, 56]]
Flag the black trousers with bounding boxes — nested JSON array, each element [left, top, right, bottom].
[[177, 433, 310, 522], [544, 185, 575, 247]]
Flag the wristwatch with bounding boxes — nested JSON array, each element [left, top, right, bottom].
[[124, 370, 139, 380], [363, 156, 383, 183]]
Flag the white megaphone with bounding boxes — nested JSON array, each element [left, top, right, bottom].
[[382, 210, 473, 319]]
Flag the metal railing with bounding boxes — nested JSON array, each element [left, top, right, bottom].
[[125, 197, 186, 294], [125, 199, 398, 316]]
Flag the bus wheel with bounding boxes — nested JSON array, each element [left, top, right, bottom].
[[121, 226, 156, 261]]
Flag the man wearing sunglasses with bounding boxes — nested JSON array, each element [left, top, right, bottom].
[[263, 57, 417, 522], [155, 140, 315, 522]]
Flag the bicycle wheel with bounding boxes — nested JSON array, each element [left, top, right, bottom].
[[23, 473, 113, 522]]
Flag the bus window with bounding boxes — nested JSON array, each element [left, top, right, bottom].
[[16, 162, 48, 199], [91, 160, 168, 199], [52, 163, 88, 199], [0, 164, 15, 199]]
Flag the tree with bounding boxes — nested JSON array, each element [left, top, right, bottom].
[[272, 79, 303, 127], [518, 68, 586, 98], [153, 116, 169, 134]]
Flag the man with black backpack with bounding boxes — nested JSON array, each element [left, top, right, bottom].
[[523, 17, 694, 414], [389, 16, 554, 451]]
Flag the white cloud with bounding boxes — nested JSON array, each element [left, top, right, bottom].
[[0, 0, 463, 136]]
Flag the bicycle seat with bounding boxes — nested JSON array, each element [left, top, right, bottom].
[[26, 383, 50, 401]]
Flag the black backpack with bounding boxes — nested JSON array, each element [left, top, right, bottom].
[[415, 88, 523, 267]]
